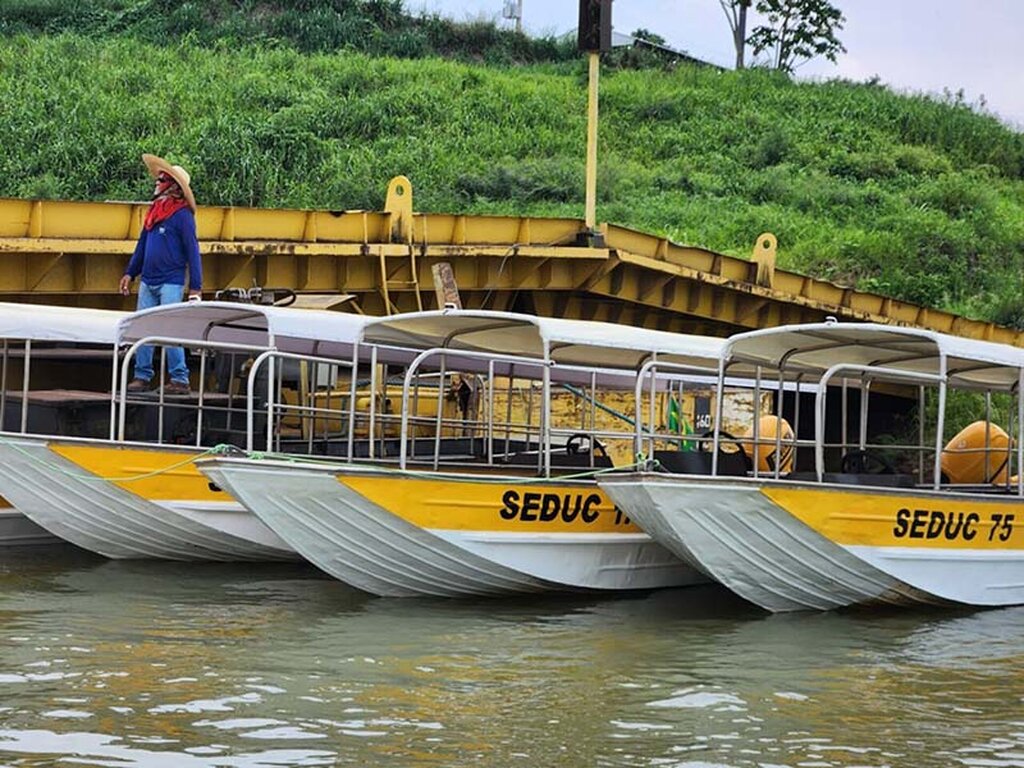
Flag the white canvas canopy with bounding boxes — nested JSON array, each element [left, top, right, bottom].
[[723, 322, 1024, 390], [117, 301, 371, 358], [0, 302, 126, 345], [360, 310, 725, 371]]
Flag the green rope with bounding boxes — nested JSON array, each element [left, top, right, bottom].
[[236, 447, 652, 483]]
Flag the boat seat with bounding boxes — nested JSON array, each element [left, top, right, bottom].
[[653, 449, 749, 477], [551, 452, 613, 469], [494, 451, 613, 469]]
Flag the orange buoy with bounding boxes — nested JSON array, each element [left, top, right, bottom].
[[940, 421, 1011, 484], [743, 415, 795, 474]]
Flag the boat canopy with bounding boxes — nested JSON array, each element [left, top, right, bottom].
[[359, 310, 724, 371], [722, 322, 1024, 390], [0, 302, 126, 344], [117, 301, 371, 357]]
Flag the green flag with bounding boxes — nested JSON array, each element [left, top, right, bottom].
[[668, 396, 695, 451]]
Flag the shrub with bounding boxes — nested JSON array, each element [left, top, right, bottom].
[[913, 172, 995, 219], [455, 158, 582, 205], [749, 127, 792, 169]]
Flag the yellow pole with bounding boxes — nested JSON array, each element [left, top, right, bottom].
[[584, 50, 599, 231]]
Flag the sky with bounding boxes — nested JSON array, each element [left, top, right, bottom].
[[410, 0, 1024, 129]]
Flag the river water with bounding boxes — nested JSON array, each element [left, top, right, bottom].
[[0, 547, 1022, 768]]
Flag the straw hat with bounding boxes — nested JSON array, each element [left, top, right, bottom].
[[142, 153, 196, 212]]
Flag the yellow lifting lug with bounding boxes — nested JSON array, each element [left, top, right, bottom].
[[384, 175, 414, 245], [752, 232, 777, 288]]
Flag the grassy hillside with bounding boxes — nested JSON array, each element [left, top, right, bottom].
[[1, 5, 1023, 326], [0, 0, 576, 62]]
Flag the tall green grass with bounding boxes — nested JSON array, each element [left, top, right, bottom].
[[1, 33, 1022, 326], [0, 0, 577, 63]]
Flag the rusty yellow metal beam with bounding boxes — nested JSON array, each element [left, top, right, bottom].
[[0, 194, 586, 247], [599, 223, 1024, 346], [1, 185, 1021, 346]]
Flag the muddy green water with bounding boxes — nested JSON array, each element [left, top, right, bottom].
[[0, 547, 1022, 767]]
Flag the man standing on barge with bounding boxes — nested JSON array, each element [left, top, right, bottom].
[[119, 153, 202, 394]]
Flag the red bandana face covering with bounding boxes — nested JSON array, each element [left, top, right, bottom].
[[144, 179, 190, 230]]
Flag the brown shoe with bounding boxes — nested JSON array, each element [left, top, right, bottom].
[[126, 378, 151, 392], [164, 381, 191, 396]]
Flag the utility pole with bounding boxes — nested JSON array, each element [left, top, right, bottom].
[[584, 51, 598, 230], [577, 0, 612, 235]]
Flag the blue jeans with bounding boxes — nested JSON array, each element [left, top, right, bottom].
[[134, 282, 189, 384]]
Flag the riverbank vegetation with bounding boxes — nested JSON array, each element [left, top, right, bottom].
[[1, 1, 1023, 325]]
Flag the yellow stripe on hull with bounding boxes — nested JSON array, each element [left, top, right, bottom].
[[762, 485, 1024, 551], [49, 443, 223, 503], [338, 474, 640, 534]]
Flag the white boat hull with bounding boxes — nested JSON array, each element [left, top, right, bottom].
[[0, 437, 296, 561], [200, 458, 706, 597], [598, 474, 1024, 612]]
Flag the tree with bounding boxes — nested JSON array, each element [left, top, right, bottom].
[[747, 0, 845, 74], [718, 0, 752, 70]]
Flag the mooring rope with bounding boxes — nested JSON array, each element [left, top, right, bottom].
[[0, 437, 235, 482], [221, 446, 659, 484], [0, 436, 659, 485]]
